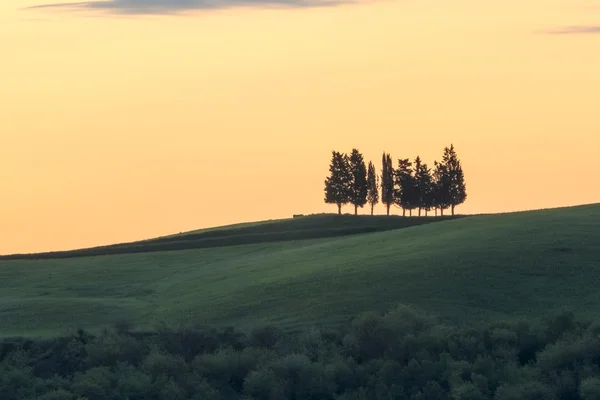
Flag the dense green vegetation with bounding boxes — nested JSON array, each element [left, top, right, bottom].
[[1, 204, 598, 339], [3, 306, 600, 400]]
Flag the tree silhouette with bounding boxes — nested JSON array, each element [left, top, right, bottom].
[[366, 161, 379, 216], [348, 149, 368, 215], [441, 144, 467, 215], [323, 146, 467, 217], [414, 156, 434, 217], [381, 153, 394, 216], [433, 161, 451, 216], [394, 158, 417, 216], [324, 151, 352, 215], [413, 156, 423, 216]]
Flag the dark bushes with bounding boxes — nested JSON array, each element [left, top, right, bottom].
[[1, 307, 599, 399]]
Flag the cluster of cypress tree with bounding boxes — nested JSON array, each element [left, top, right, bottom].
[[324, 145, 467, 216]]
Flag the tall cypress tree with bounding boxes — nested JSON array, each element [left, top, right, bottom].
[[422, 174, 435, 216], [394, 158, 416, 216], [413, 157, 423, 216], [324, 151, 352, 215], [367, 161, 379, 216], [441, 144, 467, 215], [433, 160, 451, 216], [348, 149, 368, 215], [414, 156, 433, 217], [381, 152, 394, 216]]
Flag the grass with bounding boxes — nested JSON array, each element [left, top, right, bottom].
[[0, 204, 599, 337], [0, 214, 459, 260]]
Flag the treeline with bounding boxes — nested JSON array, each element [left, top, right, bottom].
[[324, 145, 467, 216], [2, 307, 600, 400]]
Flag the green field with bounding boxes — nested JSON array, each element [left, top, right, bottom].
[[1, 204, 599, 337], [0, 214, 458, 260]]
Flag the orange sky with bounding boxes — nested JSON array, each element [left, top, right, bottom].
[[1, 0, 599, 254]]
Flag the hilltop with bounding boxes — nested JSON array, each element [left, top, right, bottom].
[[0, 213, 460, 260], [0, 204, 598, 337]]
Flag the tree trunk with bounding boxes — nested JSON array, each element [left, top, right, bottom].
[[418, 208, 422, 217], [451, 204, 455, 216], [402, 208, 406, 217], [386, 204, 390, 216], [370, 204, 374, 216], [425, 209, 428, 217], [441, 208, 444, 216], [409, 209, 412, 217], [354, 205, 358, 215], [338, 204, 342, 215]]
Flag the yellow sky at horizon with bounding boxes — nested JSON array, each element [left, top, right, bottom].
[[1, 0, 599, 254]]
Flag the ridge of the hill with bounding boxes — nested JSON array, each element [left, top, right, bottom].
[[0, 214, 461, 260]]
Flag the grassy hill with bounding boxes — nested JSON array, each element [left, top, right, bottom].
[[0, 214, 458, 260], [0, 204, 598, 337]]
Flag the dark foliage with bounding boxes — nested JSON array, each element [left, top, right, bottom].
[[433, 161, 452, 216], [381, 152, 395, 216], [1, 308, 599, 400], [348, 149, 369, 215], [394, 158, 417, 216], [441, 144, 467, 216], [325, 151, 353, 215], [366, 161, 379, 216], [414, 157, 435, 216], [325, 145, 466, 217]]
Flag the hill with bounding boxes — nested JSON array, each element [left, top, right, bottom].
[[0, 204, 598, 337], [0, 213, 459, 260]]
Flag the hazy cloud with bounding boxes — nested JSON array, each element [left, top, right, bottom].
[[27, 0, 351, 14], [545, 25, 600, 34]]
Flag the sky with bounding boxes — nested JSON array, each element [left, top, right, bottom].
[[1, 0, 599, 254]]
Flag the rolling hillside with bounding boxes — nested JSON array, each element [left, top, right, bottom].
[[0, 214, 459, 260], [0, 204, 598, 337]]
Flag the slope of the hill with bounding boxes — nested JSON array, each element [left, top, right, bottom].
[[0, 204, 598, 337], [0, 214, 459, 260]]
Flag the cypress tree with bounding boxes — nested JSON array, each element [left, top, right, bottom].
[[394, 158, 416, 216], [433, 160, 451, 216], [423, 166, 436, 216], [348, 149, 368, 215], [366, 161, 379, 216], [441, 144, 467, 215], [414, 156, 434, 217], [381, 152, 394, 216], [413, 156, 423, 216], [324, 151, 352, 215]]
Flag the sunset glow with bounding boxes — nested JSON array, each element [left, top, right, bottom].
[[1, 0, 599, 254]]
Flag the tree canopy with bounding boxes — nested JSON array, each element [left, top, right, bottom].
[[366, 161, 379, 216], [324, 151, 352, 215], [348, 149, 368, 215], [381, 152, 395, 216]]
